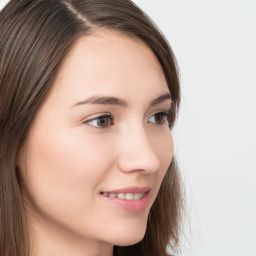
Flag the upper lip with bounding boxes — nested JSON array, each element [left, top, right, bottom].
[[101, 186, 150, 194]]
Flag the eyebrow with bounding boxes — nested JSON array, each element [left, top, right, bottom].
[[149, 93, 172, 107], [72, 93, 171, 108]]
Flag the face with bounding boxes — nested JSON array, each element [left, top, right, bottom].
[[18, 30, 173, 253]]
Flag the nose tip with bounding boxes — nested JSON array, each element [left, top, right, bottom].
[[116, 135, 161, 174], [117, 154, 160, 174]]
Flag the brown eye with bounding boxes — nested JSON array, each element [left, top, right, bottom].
[[85, 115, 114, 128], [148, 112, 168, 125]]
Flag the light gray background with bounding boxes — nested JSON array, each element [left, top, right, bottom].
[[1, 0, 255, 255]]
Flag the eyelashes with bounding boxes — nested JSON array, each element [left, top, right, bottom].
[[83, 110, 172, 129], [147, 111, 169, 125], [84, 114, 114, 129]]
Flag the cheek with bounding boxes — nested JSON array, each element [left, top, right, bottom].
[[28, 127, 109, 179], [18, 127, 120, 240], [148, 128, 173, 198], [20, 126, 114, 214], [152, 128, 174, 171]]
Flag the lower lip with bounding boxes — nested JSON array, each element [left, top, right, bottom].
[[101, 193, 148, 212]]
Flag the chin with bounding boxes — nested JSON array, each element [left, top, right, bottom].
[[110, 224, 147, 247]]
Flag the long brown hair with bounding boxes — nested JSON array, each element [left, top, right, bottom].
[[0, 1, 183, 255]]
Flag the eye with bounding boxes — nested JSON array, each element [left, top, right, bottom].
[[148, 111, 168, 125], [84, 114, 114, 128]]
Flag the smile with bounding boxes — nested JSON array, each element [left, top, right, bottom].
[[101, 192, 145, 200]]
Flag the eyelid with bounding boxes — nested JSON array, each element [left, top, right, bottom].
[[83, 113, 113, 129], [82, 107, 172, 129], [149, 108, 170, 117], [149, 107, 174, 127], [148, 110, 168, 123]]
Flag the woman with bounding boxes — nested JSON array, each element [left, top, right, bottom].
[[0, 0, 183, 255]]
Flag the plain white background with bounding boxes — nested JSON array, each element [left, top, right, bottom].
[[1, 0, 255, 255]]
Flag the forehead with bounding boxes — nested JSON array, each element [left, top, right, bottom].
[[49, 30, 168, 104]]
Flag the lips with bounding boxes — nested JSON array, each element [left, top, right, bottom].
[[100, 186, 150, 212], [101, 192, 146, 200], [101, 186, 150, 194]]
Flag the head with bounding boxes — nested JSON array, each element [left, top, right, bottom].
[[0, 1, 182, 256]]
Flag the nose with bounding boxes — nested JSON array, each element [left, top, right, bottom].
[[116, 127, 161, 174]]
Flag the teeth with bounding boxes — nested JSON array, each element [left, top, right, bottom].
[[134, 193, 144, 200], [102, 192, 145, 200], [125, 193, 133, 200], [117, 193, 125, 199]]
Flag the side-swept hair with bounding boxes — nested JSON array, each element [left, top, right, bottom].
[[0, 1, 182, 255]]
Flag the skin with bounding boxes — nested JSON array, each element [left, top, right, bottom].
[[17, 30, 174, 256]]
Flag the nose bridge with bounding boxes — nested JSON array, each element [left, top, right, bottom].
[[117, 124, 160, 173]]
